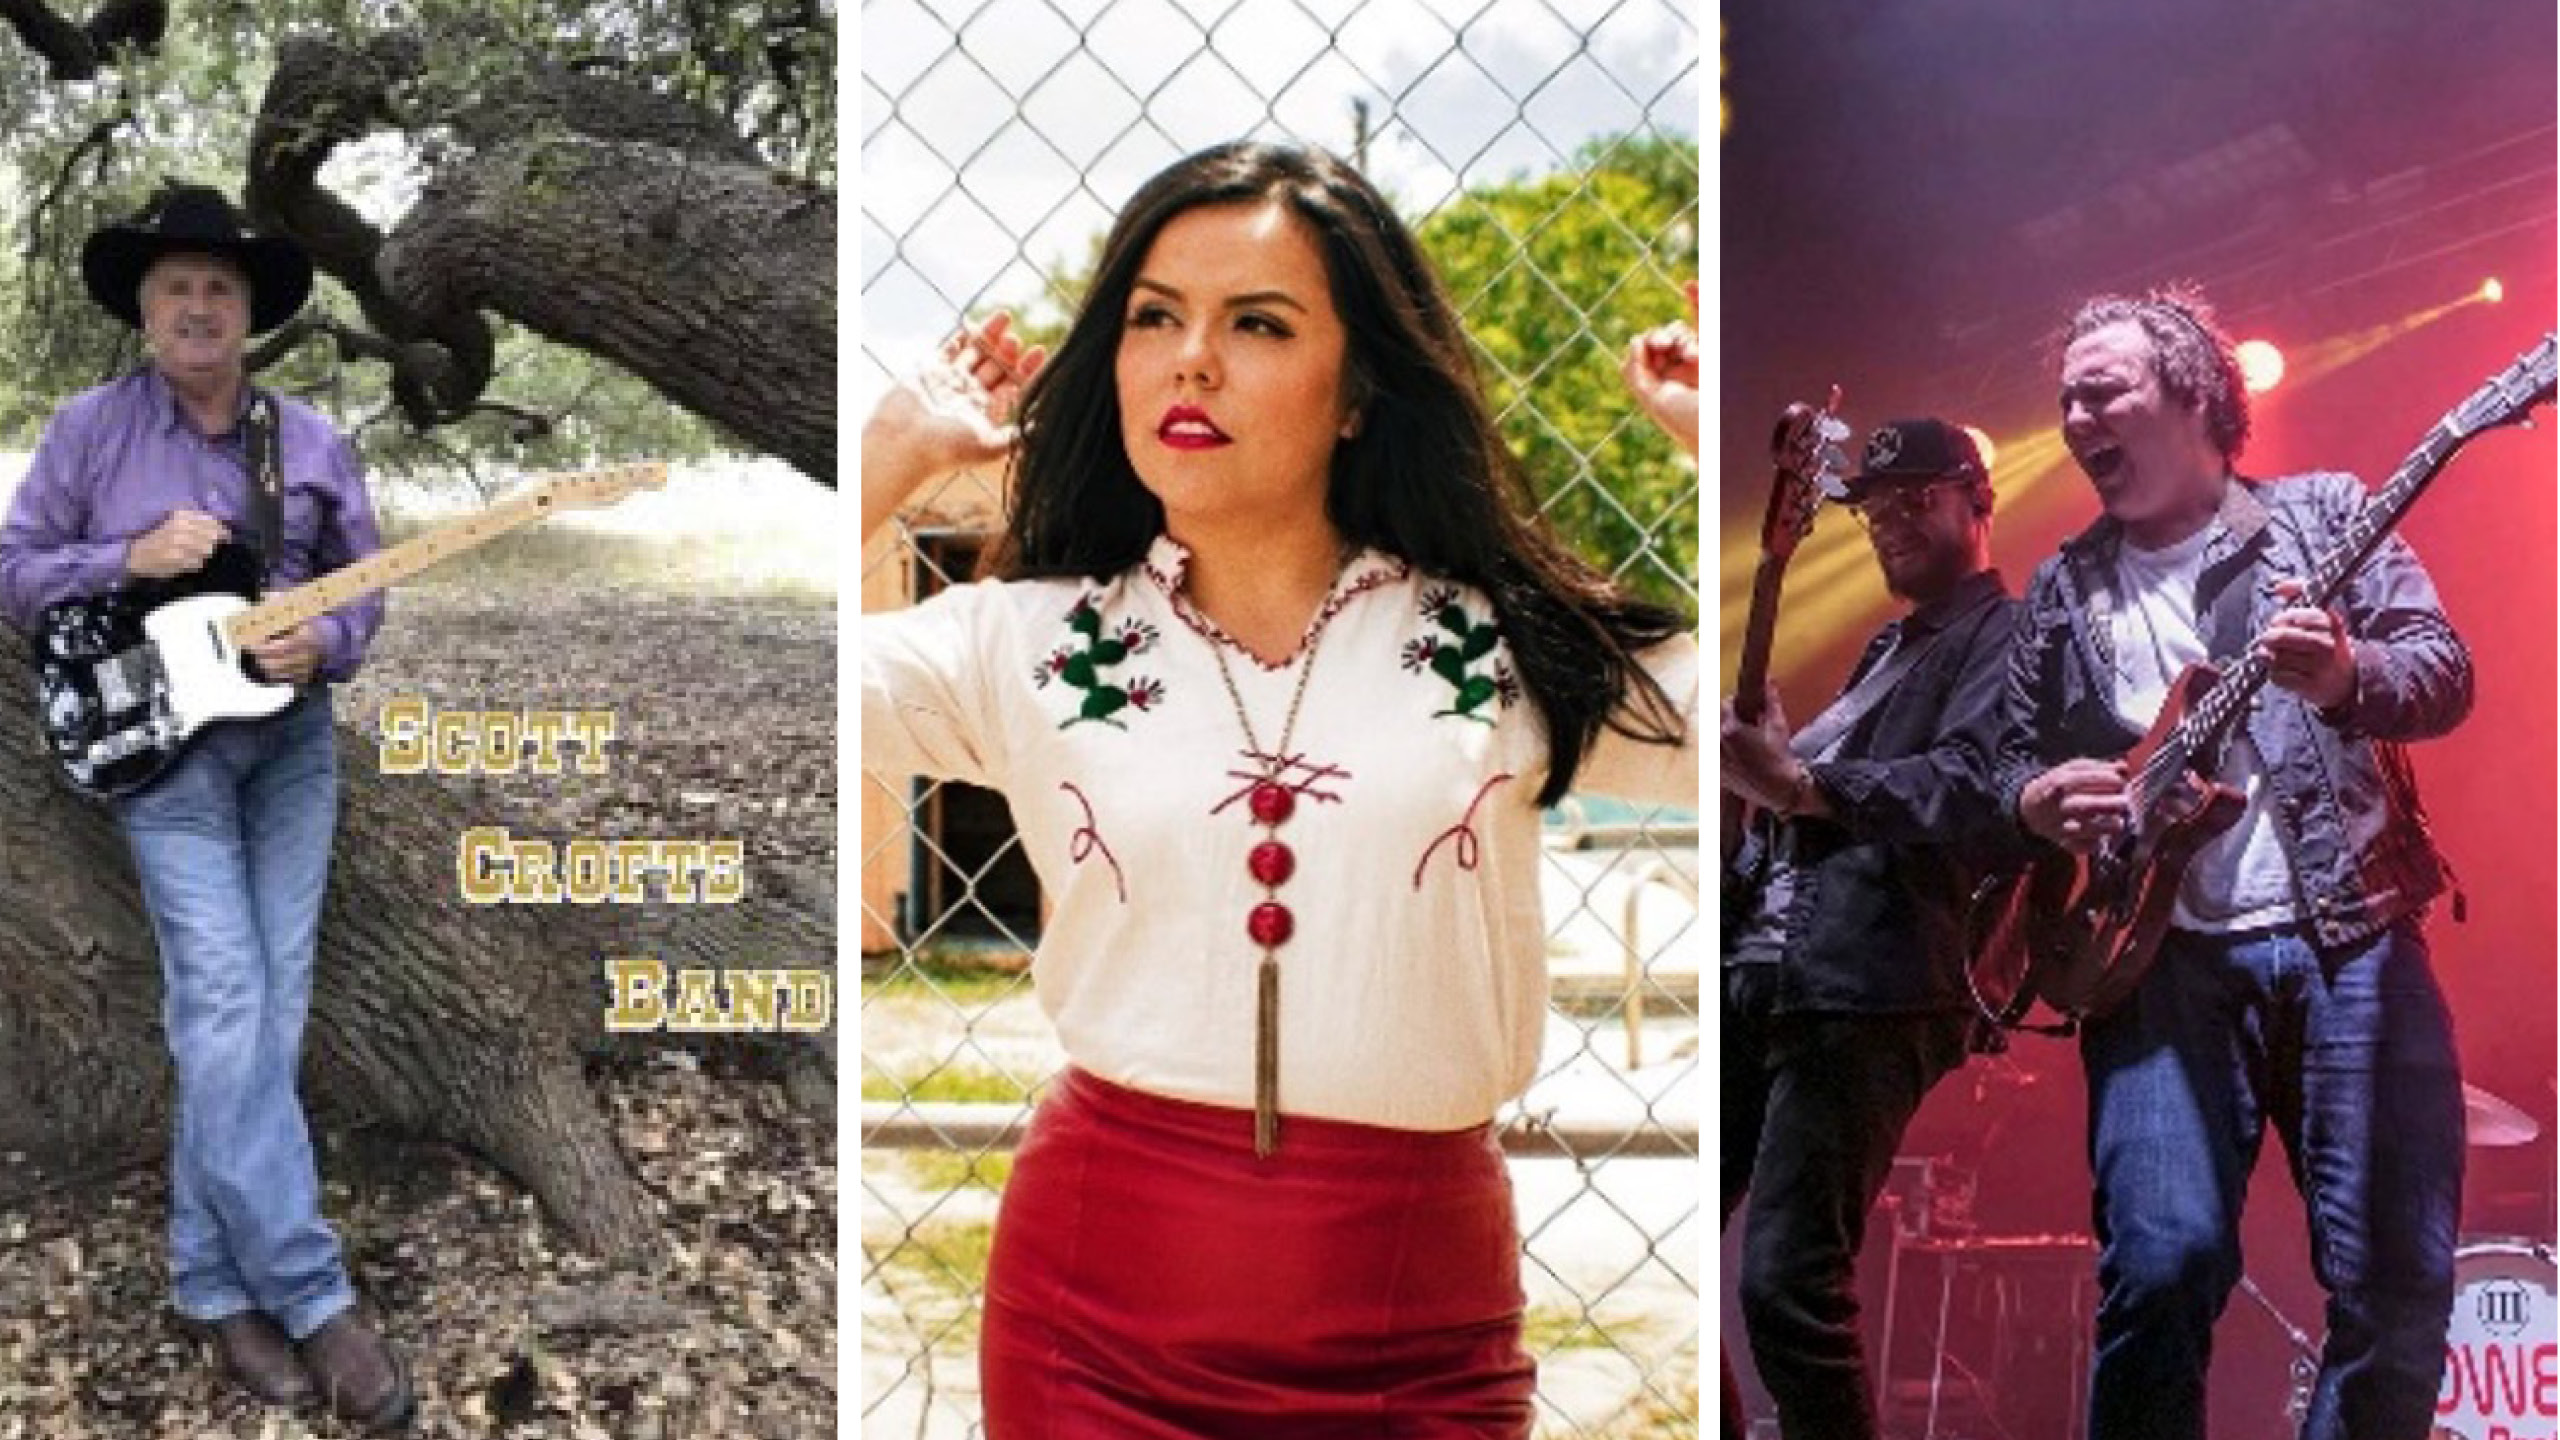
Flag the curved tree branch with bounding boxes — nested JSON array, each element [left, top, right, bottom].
[[0, 0, 161, 81], [252, 315, 563, 444], [246, 34, 496, 430], [24, 106, 132, 258], [243, 32, 832, 480], [379, 135, 834, 480]]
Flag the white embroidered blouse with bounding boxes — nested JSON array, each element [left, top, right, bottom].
[[862, 534, 1700, 1131]]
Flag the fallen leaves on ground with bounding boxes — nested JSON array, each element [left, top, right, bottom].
[[0, 1052, 836, 1439]]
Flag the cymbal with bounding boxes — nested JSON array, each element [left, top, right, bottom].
[[2464, 1081, 2539, 1147]]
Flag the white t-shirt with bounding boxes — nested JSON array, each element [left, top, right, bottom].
[[2110, 527, 2296, 932], [862, 534, 1700, 1130]]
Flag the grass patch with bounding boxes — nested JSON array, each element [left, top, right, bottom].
[[902, 1149, 1016, 1193], [861, 949, 1032, 1009], [867, 1217, 998, 1352], [1601, 1377, 1702, 1438], [1524, 1304, 1626, 1353], [859, 1063, 1037, 1106], [379, 512, 834, 600], [878, 1217, 997, 1293]]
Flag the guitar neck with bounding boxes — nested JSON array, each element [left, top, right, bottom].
[[225, 484, 570, 644], [2301, 425, 2461, 610], [1732, 553, 1789, 723]]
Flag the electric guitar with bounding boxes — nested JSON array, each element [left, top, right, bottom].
[[1968, 334, 2556, 1029], [1723, 389, 1850, 872], [32, 461, 666, 797]]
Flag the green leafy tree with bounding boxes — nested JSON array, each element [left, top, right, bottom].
[[1417, 134, 1701, 612]]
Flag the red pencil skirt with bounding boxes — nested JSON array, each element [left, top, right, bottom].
[[979, 1068, 1537, 1438]]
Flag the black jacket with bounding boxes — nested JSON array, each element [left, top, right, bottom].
[[1723, 568, 2022, 1013]]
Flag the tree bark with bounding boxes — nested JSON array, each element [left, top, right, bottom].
[[0, 625, 834, 1259], [379, 137, 835, 481], [243, 33, 835, 483]]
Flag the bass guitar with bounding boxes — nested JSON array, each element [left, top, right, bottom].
[[1723, 388, 1850, 868], [33, 461, 666, 797], [1969, 334, 2556, 1028]]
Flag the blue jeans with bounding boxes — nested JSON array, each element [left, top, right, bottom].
[[2082, 921, 2462, 1440], [117, 691, 355, 1341]]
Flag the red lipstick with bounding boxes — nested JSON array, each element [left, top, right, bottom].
[[1157, 404, 1232, 449]]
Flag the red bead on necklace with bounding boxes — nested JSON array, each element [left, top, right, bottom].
[[1248, 839, 1295, 886], [1248, 781, 1295, 825], [1247, 900, 1294, 947]]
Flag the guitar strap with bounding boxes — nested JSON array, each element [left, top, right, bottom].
[[1788, 620, 1948, 763], [2197, 539, 2265, 662], [242, 389, 283, 574], [2195, 530, 2269, 769]]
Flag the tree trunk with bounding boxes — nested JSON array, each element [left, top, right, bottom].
[[0, 624, 833, 1259]]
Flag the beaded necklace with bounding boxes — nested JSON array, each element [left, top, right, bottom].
[[1203, 563, 1344, 1158]]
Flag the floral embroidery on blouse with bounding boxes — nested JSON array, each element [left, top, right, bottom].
[[1404, 585, 1517, 723], [1041, 594, 1166, 730]]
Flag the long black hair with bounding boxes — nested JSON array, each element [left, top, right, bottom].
[[992, 140, 1687, 805]]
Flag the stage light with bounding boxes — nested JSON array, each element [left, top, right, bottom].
[[2235, 339, 2286, 394], [1961, 425, 1997, 473], [2479, 277, 2504, 304]]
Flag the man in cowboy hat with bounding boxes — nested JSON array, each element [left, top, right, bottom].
[[0, 183, 412, 1429], [1718, 418, 2018, 1439]]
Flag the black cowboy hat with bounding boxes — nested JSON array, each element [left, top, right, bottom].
[[80, 183, 312, 335]]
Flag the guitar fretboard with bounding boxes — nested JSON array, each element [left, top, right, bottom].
[[219, 460, 665, 645]]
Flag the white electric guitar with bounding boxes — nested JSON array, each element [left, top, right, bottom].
[[32, 462, 665, 796]]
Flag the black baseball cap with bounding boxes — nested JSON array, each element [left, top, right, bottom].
[[1844, 418, 1988, 498]]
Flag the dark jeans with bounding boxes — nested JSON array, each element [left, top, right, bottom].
[[1721, 966, 1969, 1440], [2082, 921, 2463, 1440]]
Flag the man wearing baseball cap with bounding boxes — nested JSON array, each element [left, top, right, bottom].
[[0, 183, 409, 1430], [1720, 418, 2018, 1438]]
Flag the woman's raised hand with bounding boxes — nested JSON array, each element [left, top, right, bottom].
[[1621, 281, 1700, 458], [862, 312, 1050, 538]]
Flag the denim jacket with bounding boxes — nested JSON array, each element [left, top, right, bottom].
[[1993, 472, 2471, 950]]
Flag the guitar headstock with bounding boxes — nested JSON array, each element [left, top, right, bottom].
[[2445, 334, 2557, 442], [1760, 385, 1851, 562], [534, 462, 671, 511]]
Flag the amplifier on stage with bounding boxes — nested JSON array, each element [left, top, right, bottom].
[[1856, 1158, 2097, 1440]]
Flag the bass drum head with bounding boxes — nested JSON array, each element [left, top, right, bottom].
[[2434, 1238, 2556, 1440]]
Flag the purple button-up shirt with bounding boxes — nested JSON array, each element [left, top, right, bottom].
[[0, 366, 385, 681]]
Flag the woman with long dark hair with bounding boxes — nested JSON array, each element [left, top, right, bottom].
[[861, 140, 1699, 1435]]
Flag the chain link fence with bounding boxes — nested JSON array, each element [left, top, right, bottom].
[[859, 0, 1702, 1432]]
